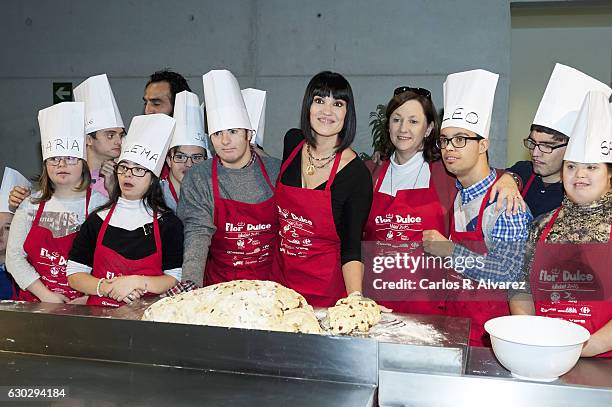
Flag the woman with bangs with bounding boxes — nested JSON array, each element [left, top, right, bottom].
[[272, 71, 373, 307], [6, 102, 107, 303]]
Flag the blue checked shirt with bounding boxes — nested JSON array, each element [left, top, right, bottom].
[[452, 169, 533, 283]]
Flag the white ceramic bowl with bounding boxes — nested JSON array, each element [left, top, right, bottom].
[[484, 315, 590, 382]]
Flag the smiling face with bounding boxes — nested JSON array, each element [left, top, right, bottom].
[[388, 99, 432, 161], [87, 127, 126, 160], [117, 160, 152, 200], [563, 161, 612, 205], [210, 128, 252, 168], [309, 95, 347, 138], [528, 130, 567, 180], [440, 127, 487, 179], [45, 157, 84, 189]]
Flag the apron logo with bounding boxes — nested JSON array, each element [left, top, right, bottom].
[[374, 214, 422, 224], [540, 269, 593, 282]]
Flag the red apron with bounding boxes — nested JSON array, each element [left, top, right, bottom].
[[521, 173, 536, 198], [531, 207, 612, 358], [87, 204, 163, 307], [363, 160, 446, 314], [204, 155, 278, 285], [168, 178, 179, 204], [446, 174, 510, 347], [271, 140, 346, 307], [19, 190, 91, 302]]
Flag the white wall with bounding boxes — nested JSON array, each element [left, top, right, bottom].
[[0, 0, 512, 179]]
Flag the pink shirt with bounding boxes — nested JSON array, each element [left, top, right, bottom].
[[90, 170, 109, 197]]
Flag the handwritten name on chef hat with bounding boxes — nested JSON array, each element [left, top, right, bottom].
[[38, 102, 86, 161], [564, 91, 612, 164], [441, 69, 499, 139], [74, 73, 124, 135], [119, 114, 176, 177]]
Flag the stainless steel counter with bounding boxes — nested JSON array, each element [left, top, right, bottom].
[[379, 346, 612, 406], [0, 301, 378, 407]]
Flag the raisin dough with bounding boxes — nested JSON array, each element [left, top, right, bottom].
[[142, 280, 322, 334], [328, 295, 382, 335]]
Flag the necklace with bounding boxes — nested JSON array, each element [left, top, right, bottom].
[[305, 143, 336, 175], [389, 155, 425, 195]]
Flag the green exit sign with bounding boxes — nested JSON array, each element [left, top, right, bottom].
[[53, 82, 73, 104]]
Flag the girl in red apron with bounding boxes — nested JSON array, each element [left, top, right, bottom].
[[511, 91, 612, 357], [5, 102, 107, 303], [67, 114, 182, 307], [272, 71, 373, 307]]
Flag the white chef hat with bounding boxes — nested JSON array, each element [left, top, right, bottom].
[[0, 167, 31, 213], [241, 88, 266, 146], [202, 70, 253, 136], [38, 102, 86, 160], [74, 73, 124, 134], [441, 69, 499, 139], [170, 90, 206, 149], [199, 101, 212, 158], [119, 114, 176, 176], [564, 91, 612, 164], [533, 64, 612, 137]]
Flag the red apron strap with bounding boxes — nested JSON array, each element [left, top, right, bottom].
[[85, 188, 91, 217], [32, 200, 46, 226], [152, 211, 162, 253], [521, 174, 536, 198], [279, 140, 305, 178], [472, 173, 503, 233], [325, 150, 343, 192], [168, 180, 179, 203], [373, 160, 391, 192], [538, 206, 563, 243], [255, 153, 275, 191], [96, 204, 116, 247]]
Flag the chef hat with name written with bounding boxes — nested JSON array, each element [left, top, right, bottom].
[[74, 73, 124, 134], [533, 64, 611, 138], [564, 91, 612, 164], [170, 90, 206, 149], [441, 69, 499, 139], [203, 70, 253, 136], [38, 102, 86, 160], [119, 114, 176, 176], [0, 167, 31, 213], [241, 88, 266, 146]]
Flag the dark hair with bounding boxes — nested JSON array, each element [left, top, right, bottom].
[[380, 91, 441, 162], [32, 159, 91, 204], [300, 71, 356, 152], [530, 124, 569, 143], [94, 163, 171, 216], [145, 69, 192, 112]]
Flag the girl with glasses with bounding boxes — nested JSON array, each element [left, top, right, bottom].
[[6, 103, 107, 303], [67, 114, 183, 307], [160, 91, 208, 212]]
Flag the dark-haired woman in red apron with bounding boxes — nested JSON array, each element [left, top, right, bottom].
[[271, 71, 373, 307]]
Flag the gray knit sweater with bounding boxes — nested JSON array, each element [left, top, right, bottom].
[[176, 155, 281, 285]]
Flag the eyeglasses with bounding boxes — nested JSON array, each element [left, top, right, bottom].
[[172, 152, 206, 164], [116, 164, 149, 177], [394, 86, 431, 99], [46, 156, 80, 166], [437, 135, 483, 149], [523, 138, 568, 154]]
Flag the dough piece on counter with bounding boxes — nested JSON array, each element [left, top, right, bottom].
[[142, 280, 322, 334], [328, 295, 382, 335]]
